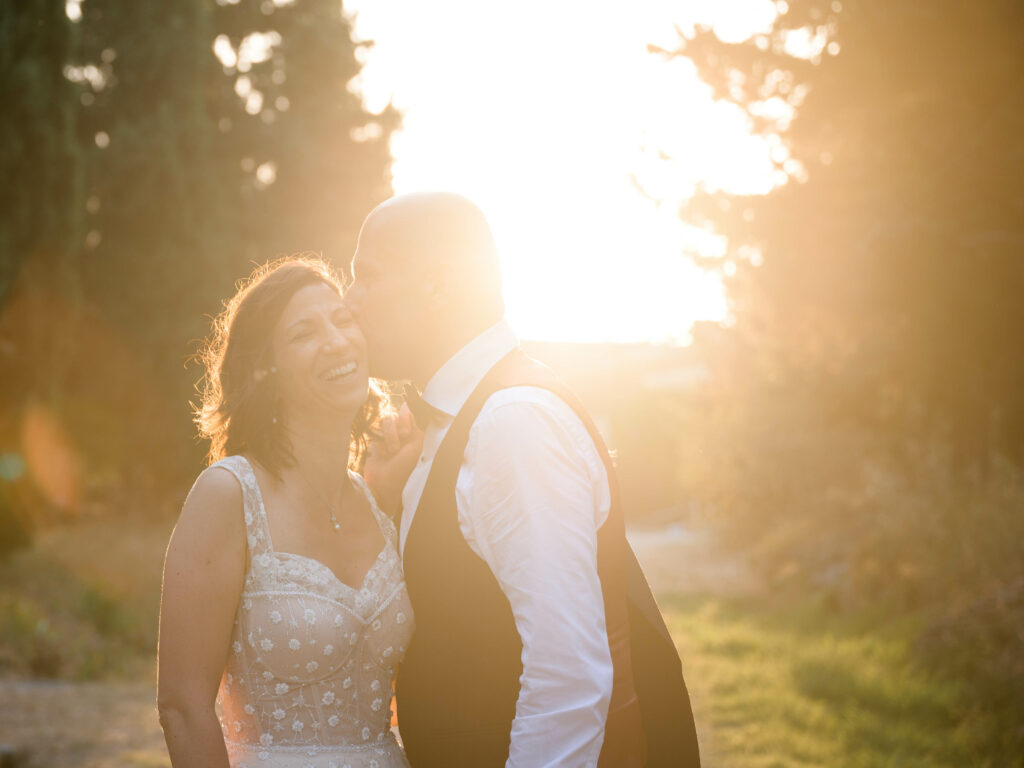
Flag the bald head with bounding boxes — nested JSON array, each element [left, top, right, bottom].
[[348, 192, 505, 381], [362, 192, 500, 285]]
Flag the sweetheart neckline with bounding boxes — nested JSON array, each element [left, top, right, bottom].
[[228, 454, 396, 595], [272, 544, 391, 596]]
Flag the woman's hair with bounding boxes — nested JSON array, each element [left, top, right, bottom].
[[194, 255, 388, 475]]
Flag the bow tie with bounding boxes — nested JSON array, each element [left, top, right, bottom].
[[403, 384, 443, 428]]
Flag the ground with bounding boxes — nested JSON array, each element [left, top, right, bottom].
[[0, 676, 167, 768], [0, 525, 999, 767], [1, 524, 745, 767]]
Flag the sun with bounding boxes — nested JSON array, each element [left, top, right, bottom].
[[346, 0, 781, 344]]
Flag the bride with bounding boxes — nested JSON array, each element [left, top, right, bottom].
[[157, 256, 420, 767]]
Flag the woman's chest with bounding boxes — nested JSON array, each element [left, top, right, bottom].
[[231, 572, 414, 682]]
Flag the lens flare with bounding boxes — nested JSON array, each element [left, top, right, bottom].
[[21, 402, 83, 515]]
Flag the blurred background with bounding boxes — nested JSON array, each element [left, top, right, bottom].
[[1, 0, 1023, 765]]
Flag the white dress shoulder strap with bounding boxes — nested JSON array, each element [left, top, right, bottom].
[[350, 470, 398, 546], [209, 455, 275, 570]]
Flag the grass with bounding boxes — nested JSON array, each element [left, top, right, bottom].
[[0, 512, 173, 679], [663, 593, 1020, 768]]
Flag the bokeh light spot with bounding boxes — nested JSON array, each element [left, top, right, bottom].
[[21, 403, 83, 514], [0, 453, 26, 482]]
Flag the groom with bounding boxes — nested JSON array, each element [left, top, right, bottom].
[[347, 192, 700, 767]]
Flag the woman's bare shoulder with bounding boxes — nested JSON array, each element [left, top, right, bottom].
[[172, 463, 246, 545]]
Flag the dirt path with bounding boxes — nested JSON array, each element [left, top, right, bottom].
[[1, 526, 752, 767], [627, 524, 762, 597], [0, 678, 168, 768]]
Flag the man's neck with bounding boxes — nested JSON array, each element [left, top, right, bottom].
[[411, 324, 493, 391]]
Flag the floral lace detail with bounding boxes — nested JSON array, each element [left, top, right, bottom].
[[213, 456, 413, 768]]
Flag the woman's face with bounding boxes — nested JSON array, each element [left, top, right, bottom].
[[270, 281, 370, 423]]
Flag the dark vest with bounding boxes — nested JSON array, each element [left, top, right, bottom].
[[397, 350, 701, 767]]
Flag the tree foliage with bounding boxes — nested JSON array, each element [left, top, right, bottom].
[[656, 0, 1024, 528], [0, 0, 80, 308], [665, 0, 1024, 474], [657, 0, 1024, 593], [0, 0, 395, 540]]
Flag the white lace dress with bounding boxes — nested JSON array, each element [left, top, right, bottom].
[[212, 455, 414, 768]]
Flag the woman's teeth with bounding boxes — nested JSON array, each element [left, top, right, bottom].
[[323, 361, 357, 381]]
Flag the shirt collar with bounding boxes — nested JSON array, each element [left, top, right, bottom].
[[420, 319, 519, 419]]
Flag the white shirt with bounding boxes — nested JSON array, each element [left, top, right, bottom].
[[400, 319, 614, 768]]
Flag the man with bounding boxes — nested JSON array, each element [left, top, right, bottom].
[[347, 192, 700, 767]]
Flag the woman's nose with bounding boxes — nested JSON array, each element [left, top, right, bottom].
[[322, 325, 347, 351]]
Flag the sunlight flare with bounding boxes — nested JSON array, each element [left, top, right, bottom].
[[345, 0, 781, 343]]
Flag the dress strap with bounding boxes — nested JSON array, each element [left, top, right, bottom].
[[210, 455, 275, 564], [350, 470, 398, 546]]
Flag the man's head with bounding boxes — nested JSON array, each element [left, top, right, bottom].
[[346, 192, 505, 384]]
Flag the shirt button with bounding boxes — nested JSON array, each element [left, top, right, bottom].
[[418, 456, 426, 463]]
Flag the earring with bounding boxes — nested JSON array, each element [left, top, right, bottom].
[[254, 366, 278, 382]]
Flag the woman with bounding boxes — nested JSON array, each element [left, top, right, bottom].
[[157, 256, 419, 767]]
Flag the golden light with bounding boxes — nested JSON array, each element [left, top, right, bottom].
[[345, 0, 783, 344], [21, 401, 83, 515]]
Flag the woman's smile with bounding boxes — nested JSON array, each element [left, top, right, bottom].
[[321, 360, 359, 382]]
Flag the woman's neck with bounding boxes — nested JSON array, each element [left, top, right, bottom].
[[280, 411, 354, 490]]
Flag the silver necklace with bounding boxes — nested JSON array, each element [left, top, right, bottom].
[[296, 467, 344, 532]]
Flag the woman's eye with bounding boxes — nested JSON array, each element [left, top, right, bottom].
[[290, 331, 312, 342]]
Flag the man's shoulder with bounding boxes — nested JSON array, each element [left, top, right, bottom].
[[478, 385, 579, 425], [453, 351, 606, 466], [471, 386, 604, 470]]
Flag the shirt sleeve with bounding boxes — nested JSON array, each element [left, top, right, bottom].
[[456, 386, 614, 768]]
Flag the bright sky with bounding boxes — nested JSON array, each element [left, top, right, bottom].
[[344, 0, 783, 344]]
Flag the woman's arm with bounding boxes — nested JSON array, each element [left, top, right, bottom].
[[157, 466, 247, 768]]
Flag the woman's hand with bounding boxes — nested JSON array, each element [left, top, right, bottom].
[[363, 404, 423, 518]]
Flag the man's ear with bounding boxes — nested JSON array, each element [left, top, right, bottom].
[[423, 267, 448, 311]]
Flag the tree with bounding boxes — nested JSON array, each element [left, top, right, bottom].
[[210, 0, 397, 264], [646, 1, 1024, 610], [0, 0, 397, 512], [0, 1, 83, 552], [656, 0, 1024, 478], [0, 0, 81, 309]]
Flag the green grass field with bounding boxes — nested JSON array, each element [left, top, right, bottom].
[[663, 594, 1018, 768], [0, 514, 171, 680]]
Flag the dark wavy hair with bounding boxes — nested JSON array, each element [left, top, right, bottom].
[[194, 255, 388, 475]]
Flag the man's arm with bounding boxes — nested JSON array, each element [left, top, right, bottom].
[[458, 387, 613, 768]]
